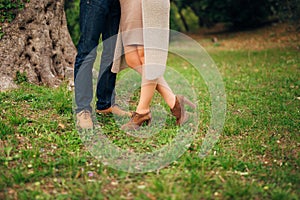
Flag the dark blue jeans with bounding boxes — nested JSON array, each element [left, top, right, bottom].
[[74, 0, 120, 113]]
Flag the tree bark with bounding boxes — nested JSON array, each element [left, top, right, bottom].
[[0, 0, 76, 91]]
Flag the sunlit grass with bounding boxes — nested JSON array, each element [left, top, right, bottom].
[[0, 48, 299, 199]]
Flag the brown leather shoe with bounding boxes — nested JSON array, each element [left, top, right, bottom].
[[171, 95, 196, 125], [121, 111, 152, 131], [96, 104, 132, 117]]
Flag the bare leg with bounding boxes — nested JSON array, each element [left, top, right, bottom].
[[125, 45, 155, 114], [124, 45, 176, 113], [137, 47, 176, 108], [156, 78, 176, 109], [122, 45, 195, 129], [135, 47, 156, 113]]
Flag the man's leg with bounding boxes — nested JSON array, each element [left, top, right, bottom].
[[74, 0, 111, 128], [74, 0, 110, 114], [96, 0, 120, 111]]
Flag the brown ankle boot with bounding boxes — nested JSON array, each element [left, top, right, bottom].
[[121, 111, 152, 130], [171, 95, 196, 125]]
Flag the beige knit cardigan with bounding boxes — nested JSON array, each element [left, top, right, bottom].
[[111, 0, 170, 80]]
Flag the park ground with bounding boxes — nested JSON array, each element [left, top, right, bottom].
[[0, 22, 299, 199]]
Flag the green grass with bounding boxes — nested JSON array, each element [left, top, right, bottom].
[[0, 48, 299, 199]]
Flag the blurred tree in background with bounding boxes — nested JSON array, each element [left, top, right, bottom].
[[2, 0, 298, 45], [0, 0, 297, 90], [171, 0, 300, 30], [270, 0, 300, 25], [63, 0, 299, 45], [64, 0, 80, 45]]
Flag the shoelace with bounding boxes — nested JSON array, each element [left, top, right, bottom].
[[81, 110, 90, 120]]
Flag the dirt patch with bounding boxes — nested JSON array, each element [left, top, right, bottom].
[[189, 23, 300, 51]]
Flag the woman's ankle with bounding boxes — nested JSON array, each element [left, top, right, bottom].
[[135, 108, 150, 115]]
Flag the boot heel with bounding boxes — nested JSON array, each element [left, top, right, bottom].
[[183, 97, 196, 109], [146, 118, 152, 126], [171, 95, 196, 126]]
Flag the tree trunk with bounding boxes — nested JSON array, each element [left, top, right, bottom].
[[0, 0, 76, 91]]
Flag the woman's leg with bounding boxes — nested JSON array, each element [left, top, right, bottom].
[[123, 45, 195, 128], [124, 45, 176, 113], [136, 47, 176, 109], [124, 45, 156, 114]]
